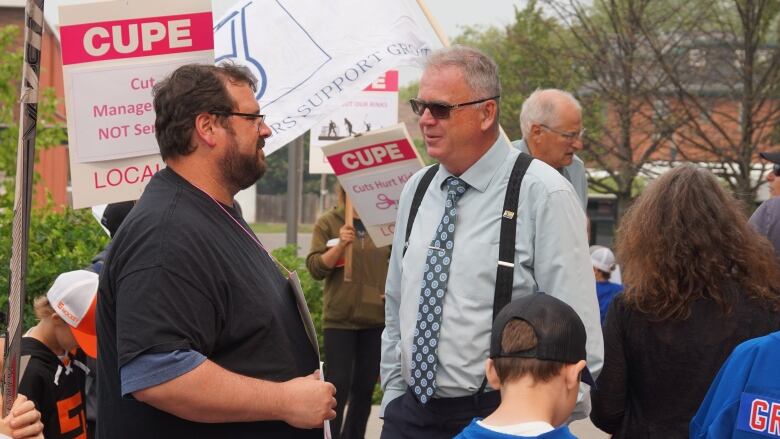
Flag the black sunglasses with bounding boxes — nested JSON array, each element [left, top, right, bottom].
[[409, 96, 500, 119], [773, 163, 780, 176], [208, 110, 266, 122]]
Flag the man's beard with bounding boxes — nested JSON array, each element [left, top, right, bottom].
[[220, 135, 267, 191]]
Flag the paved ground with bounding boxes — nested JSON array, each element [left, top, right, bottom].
[[256, 232, 312, 256], [259, 232, 609, 438]]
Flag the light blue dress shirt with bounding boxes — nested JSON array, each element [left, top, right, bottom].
[[380, 135, 603, 418], [513, 139, 588, 211]]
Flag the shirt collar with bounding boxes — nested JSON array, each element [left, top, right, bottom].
[[516, 138, 564, 174], [434, 135, 512, 193], [515, 138, 530, 155]]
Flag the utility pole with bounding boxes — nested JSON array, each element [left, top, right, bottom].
[[285, 136, 304, 245], [319, 174, 328, 214]]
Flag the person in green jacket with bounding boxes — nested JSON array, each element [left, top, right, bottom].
[[306, 186, 390, 439]]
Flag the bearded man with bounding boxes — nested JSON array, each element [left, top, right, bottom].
[[96, 63, 336, 438]]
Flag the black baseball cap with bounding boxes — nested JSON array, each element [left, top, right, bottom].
[[760, 152, 780, 165], [101, 201, 134, 237], [490, 293, 596, 387]]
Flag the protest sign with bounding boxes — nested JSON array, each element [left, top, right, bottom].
[[309, 70, 399, 174], [214, 0, 435, 157], [60, 0, 214, 208], [322, 124, 424, 247]]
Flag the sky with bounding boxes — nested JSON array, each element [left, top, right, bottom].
[[399, 0, 522, 40]]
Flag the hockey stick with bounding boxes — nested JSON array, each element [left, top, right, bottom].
[[2, 0, 44, 416]]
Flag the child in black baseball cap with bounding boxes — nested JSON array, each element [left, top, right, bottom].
[[456, 293, 595, 439]]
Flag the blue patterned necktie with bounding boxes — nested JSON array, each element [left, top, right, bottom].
[[410, 176, 469, 403]]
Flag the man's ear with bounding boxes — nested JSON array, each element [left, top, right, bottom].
[[479, 100, 498, 131], [565, 360, 587, 391], [194, 113, 219, 148], [530, 123, 544, 141], [526, 124, 545, 155], [485, 358, 501, 390]]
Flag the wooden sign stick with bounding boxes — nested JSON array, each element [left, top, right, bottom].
[[344, 196, 354, 282]]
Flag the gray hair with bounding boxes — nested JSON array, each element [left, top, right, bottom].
[[425, 45, 501, 98], [519, 89, 582, 139]]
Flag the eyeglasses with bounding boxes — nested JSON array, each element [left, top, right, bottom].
[[409, 95, 500, 119], [209, 110, 267, 131], [540, 124, 586, 142]]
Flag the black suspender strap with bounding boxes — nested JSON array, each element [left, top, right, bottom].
[[475, 152, 534, 398], [492, 152, 533, 321], [403, 164, 439, 257]]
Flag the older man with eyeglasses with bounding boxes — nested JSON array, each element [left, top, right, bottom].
[[758, 152, 780, 199], [513, 89, 588, 211], [748, 151, 780, 260], [379, 46, 602, 439]]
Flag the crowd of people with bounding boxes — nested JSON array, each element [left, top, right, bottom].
[[7, 44, 780, 439]]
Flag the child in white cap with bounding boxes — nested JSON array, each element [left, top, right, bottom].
[[590, 247, 623, 325], [18, 270, 98, 438]]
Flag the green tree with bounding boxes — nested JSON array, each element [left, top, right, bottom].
[[641, 0, 780, 205], [399, 82, 418, 104], [544, 0, 700, 217], [455, 1, 582, 140]]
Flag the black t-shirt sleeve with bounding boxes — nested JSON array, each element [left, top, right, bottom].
[[115, 266, 221, 368]]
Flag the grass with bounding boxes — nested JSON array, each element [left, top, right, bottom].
[[250, 222, 314, 233]]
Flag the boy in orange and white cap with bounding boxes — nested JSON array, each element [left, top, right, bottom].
[[18, 270, 98, 438]]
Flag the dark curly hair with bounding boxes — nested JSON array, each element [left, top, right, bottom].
[[152, 62, 257, 160], [616, 164, 780, 320]]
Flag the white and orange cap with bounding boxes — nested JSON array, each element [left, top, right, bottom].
[[46, 270, 99, 358]]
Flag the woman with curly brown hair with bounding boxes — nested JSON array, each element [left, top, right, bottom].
[[590, 164, 780, 438]]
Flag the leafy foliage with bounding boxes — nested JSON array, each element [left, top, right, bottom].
[[0, 204, 108, 329]]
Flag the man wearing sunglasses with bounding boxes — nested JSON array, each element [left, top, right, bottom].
[[759, 152, 780, 199], [514, 89, 588, 211], [380, 46, 603, 438], [748, 152, 780, 259], [96, 63, 336, 438]]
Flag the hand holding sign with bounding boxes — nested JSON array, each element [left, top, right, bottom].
[[322, 124, 424, 247]]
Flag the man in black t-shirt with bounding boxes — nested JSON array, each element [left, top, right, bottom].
[[96, 63, 336, 438]]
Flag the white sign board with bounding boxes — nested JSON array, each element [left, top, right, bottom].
[[322, 124, 423, 247], [309, 70, 399, 174], [60, 0, 214, 208]]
